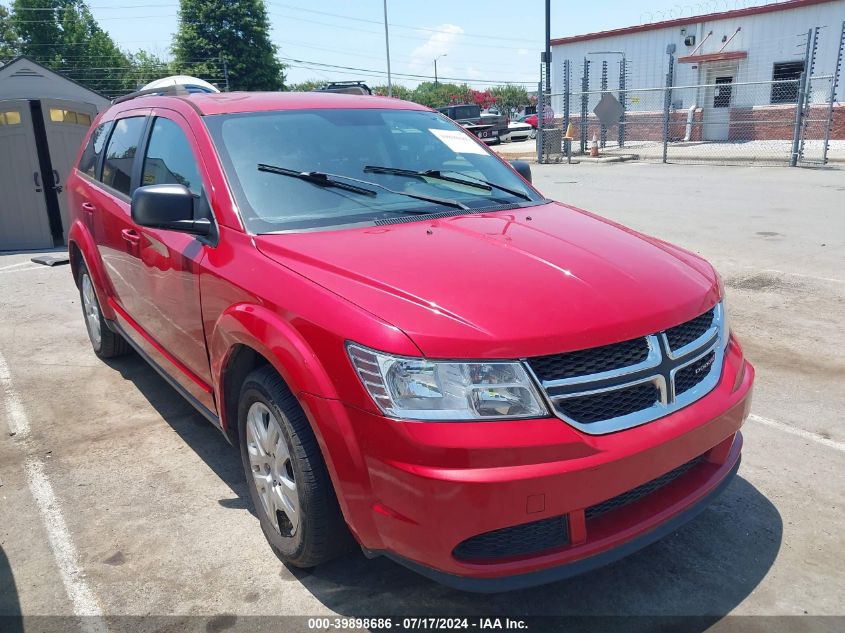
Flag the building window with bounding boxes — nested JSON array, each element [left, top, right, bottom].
[[0, 111, 22, 125], [49, 108, 92, 126], [771, 61, 804, 104]]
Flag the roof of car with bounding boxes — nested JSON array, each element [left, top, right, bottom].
[[111, 91, 432, 117]]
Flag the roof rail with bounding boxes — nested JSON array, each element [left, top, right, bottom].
[[112, 84, 189, 105]]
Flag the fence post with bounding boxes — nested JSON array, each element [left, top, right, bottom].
[[822, 21, 845, 165], [563, 60, 571, 159], [662, 45, 675, 164], [600, 60, 608, 148], [798, 27, 820, 162], [618, 56, 627, 148], [580, 58, 589, 154], [537, 80, 544, 163], [791, 29, 813, 167]]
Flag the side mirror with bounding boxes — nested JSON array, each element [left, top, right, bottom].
[[509, 160, 532, 183], [131, 184, 211, 235]]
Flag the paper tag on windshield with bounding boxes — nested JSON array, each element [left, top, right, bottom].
[[429, 128, 487, 155]]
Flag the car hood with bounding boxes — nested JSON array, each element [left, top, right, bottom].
[[254, 202, 720, 358]]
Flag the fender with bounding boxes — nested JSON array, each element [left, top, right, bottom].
[[68, 220, 116, 321], [209, 303, 373, 526]]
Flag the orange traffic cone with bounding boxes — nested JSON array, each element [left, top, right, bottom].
[[590, 133, 599, 157]]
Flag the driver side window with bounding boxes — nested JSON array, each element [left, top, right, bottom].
[[142, 117, 209, 219]]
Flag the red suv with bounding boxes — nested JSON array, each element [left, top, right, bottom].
[[67, 91, 753, 591]]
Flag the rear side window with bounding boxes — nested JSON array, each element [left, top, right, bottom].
[[101, 117, 146, 196], [141, 118, 202, 195], [77, 122, 112, 178]]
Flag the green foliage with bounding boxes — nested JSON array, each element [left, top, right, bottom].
[[371, 84, 413, 101], [287, 79, 324, 92], [173, 0, 285, 91], [410, 82, 473, 108], [11, 0, 132, 96], [0, 5, 20, 61], [126, 50, 175, 90], [489, 85, 530, 114]]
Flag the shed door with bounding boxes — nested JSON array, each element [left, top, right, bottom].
[[0, 100, 54, 251], [39, 99, 98, 242]]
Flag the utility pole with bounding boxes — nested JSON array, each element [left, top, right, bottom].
[[544, 0, 551, 95], [383, 0, 392, 96], [434, 54, 447, 85], [220, 54, 229, 92]]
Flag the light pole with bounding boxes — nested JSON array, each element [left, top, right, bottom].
[[434, 53, 447, 85], [383, 0, 392, 96]]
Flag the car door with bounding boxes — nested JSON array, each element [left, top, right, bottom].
[[130, 111, 215, 411], [93, 114, 150, 321]]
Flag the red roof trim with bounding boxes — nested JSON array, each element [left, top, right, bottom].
[[551, 0, 835, 46], [678, 50, 748, 63]]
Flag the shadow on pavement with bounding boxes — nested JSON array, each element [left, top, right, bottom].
[[105, 353, 782, 629], [0, 546, 22, 632], [104, 354, 254, 517]]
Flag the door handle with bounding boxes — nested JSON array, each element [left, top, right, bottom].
[[52, 170, 63, 193], [33, 171, 42, 192], [121, 229, 141, 245], [81, 202, 96, 215]]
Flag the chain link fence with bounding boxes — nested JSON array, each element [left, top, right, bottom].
[[537, 21, 845, 167]]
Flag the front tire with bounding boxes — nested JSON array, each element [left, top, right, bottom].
[[238, 366, 351, 568], [78, 263, 129, 359]]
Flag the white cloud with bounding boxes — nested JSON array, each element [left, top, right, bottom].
[[517, 48, 530, 56], [409, 24, 464, 73]]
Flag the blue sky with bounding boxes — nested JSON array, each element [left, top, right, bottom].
[[34, 1, 786, 87]]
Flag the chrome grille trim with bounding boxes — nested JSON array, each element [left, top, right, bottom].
[[525, 303, 727, 435]]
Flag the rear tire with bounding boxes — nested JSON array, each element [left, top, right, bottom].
[[78, 263, 129, 359], [238, 366, 351, 568]]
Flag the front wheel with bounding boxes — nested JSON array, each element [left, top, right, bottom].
[[238, 366, 351, 568]]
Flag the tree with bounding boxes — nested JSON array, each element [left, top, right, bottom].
[[489, 85, 530, 114], [371, 84, 412, 100], [288, 79, 324, 92], [411, 82, 470, 108], [174, 0, 285, 91], [11, 0, 132, 96], [0, 6, 20, 61], [126, 50, 174, 91]]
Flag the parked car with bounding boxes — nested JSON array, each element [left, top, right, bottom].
[[437, 103, 509, 144], [504, 119, 534, 142], [68, 90, 753, 592]]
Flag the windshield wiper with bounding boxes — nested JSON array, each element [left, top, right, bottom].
[[258, 164, 377, 197], [363, 165, 532, 202], [258, 163, 469, 211]]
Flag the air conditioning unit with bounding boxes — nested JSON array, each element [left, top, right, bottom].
[[684, 35, 696, 47]]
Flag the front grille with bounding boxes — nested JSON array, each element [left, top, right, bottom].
[[586, 454, 705, 520], [529, 337, 649, 382], [675, 351, 717, 396], [554, 382, 659, 424], [453, 515, 569, 562], [665, 308, 715, 351], [528, 304, 725, 434]]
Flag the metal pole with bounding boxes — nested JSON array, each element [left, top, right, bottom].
[[822, 21, 845, 165], [791, 29, 813, 167], [580, 58, 589, 154], [619, 56, 626, 148], [434, 58, 438, 84], [600, 60, 608, 148], [537, 80, 544, 163], [221, 55, 229, 92], [545, 0, 551, 95], [563, 59, 570, 160], [662, 45, 675, 164], [383, 0, 392, 97]]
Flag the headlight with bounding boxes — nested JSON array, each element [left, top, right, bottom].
[[347, 344, 547, 421]]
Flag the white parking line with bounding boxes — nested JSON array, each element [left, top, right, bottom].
[[0, 351, 29, 438], [0, 265, 50, 275], [749, 413, 845, 454], [25, 459, 108, 633], [1, 349, 107, 632], [0, 261, 35, 271]]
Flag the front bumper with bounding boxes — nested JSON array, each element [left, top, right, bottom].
[[299, 338, 753, 589]]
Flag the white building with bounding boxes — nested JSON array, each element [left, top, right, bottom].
[[550, 0, 844, 142]]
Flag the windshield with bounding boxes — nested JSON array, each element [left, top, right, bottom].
[[204, 108, 544, 232]]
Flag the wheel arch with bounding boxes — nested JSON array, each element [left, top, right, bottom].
[[67, 221, 116, 320]]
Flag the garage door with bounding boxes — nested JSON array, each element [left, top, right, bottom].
[[0, 100, 54, 251]]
